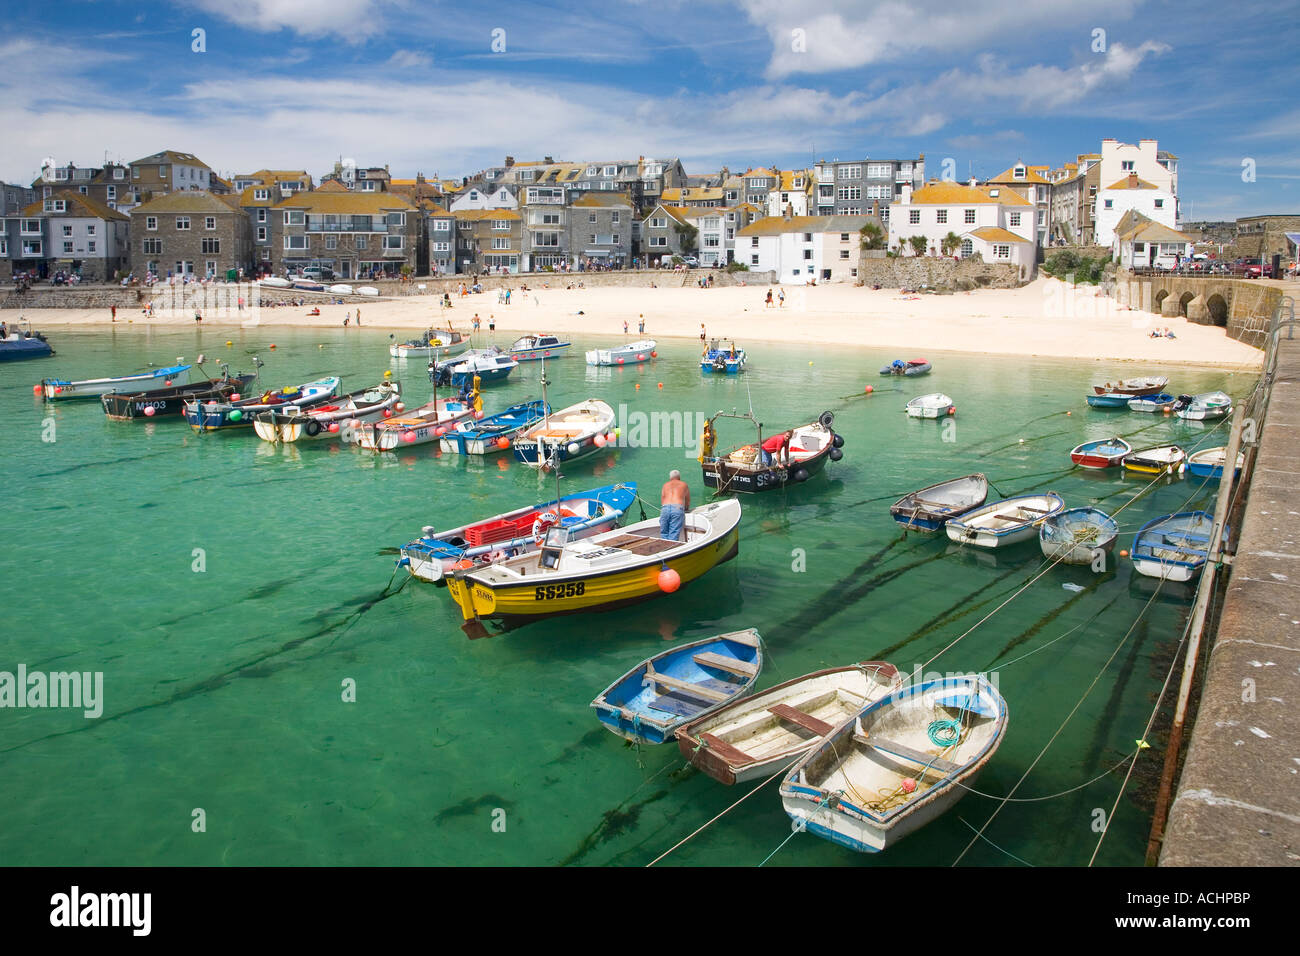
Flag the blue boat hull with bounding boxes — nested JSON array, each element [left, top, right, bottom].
[[510, 343, 571, 362], [0, 339, 53, 361], [1086, 394, 1130, 408], [440, 401, 548, 455], [451, 365, 513, 387]]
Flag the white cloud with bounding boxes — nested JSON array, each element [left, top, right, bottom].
[[388, 48, 432, 68], [185, 0, 406, 41]]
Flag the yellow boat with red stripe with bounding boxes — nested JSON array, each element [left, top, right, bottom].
[[445, 498, 742, 637]]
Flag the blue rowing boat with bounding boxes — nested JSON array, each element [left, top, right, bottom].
[[1086, 392, 1131, 408], [1131, 511, 1225, 582], [591, 629, 763, 744], [439, 400, 549, 455]]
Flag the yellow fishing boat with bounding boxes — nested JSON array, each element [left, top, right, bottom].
[[445, 498, 742, 637]]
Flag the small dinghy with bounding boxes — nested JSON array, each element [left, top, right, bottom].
[[586, 340, 657, 367], [258, 277, 291, 288], [390, 328, 471, 359], [1175, 391, 1232, 421], [439, 400, 548, 455], [1086, 392, 1132, 409], [1127, 393, 1177, 413], [0, 323, 54, 362], [675, 662, 902, 784], [779, 674, 1007, 853], [945, 492, 1065, 549], [356, 286, 380, 297], [905, 393, 955, 418], [1186, 446, 1244, 482], [511, 400, 616, 468], [890, 474, 989, 532], [184, 377, 341, 432], [41, 364, 192, 401], [509, 334, 571, 362], [700, 339, 746, 374], [591, 630, 764, 745], [355, 396, 474, 451], [1131, 511, 1224, 582], [879, 358, 931, 377], [1070, 437, 1132, 469], [700, 410, 842, 493], [399, 482, 638, 584], [102, 369, 259, 421], [1123, 444, 1186, 475], [1039, 507, 1119, 565], [432, 348, 518, 386], [1092, 376, 1168, 397], [252, 381, 402, 443]]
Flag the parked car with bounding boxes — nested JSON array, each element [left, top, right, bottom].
[[681, 255, 699, 268], [301, 267, 336, 281], [1233, 257, 1272, 278]]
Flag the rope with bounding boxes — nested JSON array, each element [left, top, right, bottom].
[[950, 577, 1167, 866], [956, 816, 1036, 866], [645, 765, 787, 866]]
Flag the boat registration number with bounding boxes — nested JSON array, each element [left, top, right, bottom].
[[535, 582, 586, 600]]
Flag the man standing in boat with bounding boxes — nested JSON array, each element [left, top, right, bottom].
[[760, 430, 792, 467], [660, 470, 690, 541]]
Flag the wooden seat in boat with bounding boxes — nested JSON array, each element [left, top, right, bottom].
[[596, 533, 681, 556], [645, 667, 729, 702], [768, 703, 833, 736], [693, 651, 757, 678], [699, 733, 757, 766], [650, 694, 707, 718], [854, 734, 961, 774]]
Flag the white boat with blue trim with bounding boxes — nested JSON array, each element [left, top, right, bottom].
[[41, 363, 192, 401]]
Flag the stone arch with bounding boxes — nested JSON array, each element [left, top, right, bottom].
[[1178, 291, 1195, 316], [1153, 288, 1170, 311], [1207, 293, 1228, 327]]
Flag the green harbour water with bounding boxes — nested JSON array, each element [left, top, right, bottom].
[[0, 324, 1253, 866]]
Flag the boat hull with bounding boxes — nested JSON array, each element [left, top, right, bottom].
[[445, 523, 739, 626], [1086, 394, 1131, 408], [586, 341, 656, 366], [510, 343, 571, 362], [0, 338, 54, 361], [43, 364, 192, 401], [439, 401, 548, 455], [701, 442, 831, 492], [945, 493, 1065, 549], [252, 384, 401, 443], [102, 375, 257, 420], [357, 404, 473, 451], [890, 475, 989, 531]]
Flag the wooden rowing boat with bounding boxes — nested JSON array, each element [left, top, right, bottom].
[[890, 474, 988, 531], [944, 493, 1065, 549]]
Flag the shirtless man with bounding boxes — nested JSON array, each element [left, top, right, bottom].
[[660, 470, 691, 541]]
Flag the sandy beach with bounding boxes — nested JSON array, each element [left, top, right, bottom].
[[2, 277, 1264, 368]]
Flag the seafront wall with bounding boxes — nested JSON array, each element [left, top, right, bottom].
[[854, 256, 1028, 290], [1112, 271, 1283, 348], [1160, 322, 1300, 865]]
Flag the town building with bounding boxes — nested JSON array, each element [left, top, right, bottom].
[[452, 209, 523, 274], [127, 150, 215, 206], [1044, 154, 1102, 245], [129, 191, 252, 279], [812, 156, 925, 223], [888, 181, 1036, 267], [1232, 214, 1300, 264], [1094, 172, 1177, 248], [0, 190, 129, 281], [1111, 210, 1195, 269], [272, 182, 417, 279], [736, 213, 877, 283], [568, 193, 633, 268], [984, 162, 1052, 247]]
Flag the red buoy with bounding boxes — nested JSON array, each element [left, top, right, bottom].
[[658, 568, 682, 593]]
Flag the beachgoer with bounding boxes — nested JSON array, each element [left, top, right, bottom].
[[110, 306, 116, 322], [488, 315, 495, 333], [623, 320, 629, 335], [356, 309, 361, 327], [660, 470, 691, 541], [778, 289, 785, 307], [699, 323, 706, 342], [473, 313, 481, 332], [765, 289, 774, 308], [638, 315, 645, 334]]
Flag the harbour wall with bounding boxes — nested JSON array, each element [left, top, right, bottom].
[[854, 255, 1028, 290], [1112, 271, 1283, 348]]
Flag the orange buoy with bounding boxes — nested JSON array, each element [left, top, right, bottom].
[[657, 568, 681, 593]]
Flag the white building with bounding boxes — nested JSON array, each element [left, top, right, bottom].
[[736, 214, 873, 283], [888, 182, 1036, 267], [1111, 210, 1195, 269], [1094, 172, 1177, 248], [448, 183, 518, 212], [765, 170, 814, 218]]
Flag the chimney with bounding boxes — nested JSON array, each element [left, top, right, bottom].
[[783, 204, 792, 220], [505, 156, 515, 167], [969, 177, 977, 187], [1128, 172, 1139, 187], [544, 156, 553, 164]]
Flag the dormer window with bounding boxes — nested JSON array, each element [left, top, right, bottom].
[[254, 189, 268, 201], [43, 199, 66, 212], [1013, 167, 1025, 179]]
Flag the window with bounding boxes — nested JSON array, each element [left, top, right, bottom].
[[383, 236, 402, 250], [492, 220, 510, 231], [1013, 166, 1026, 179], [867, 164, 890, 179], [1121, 161, 1134, 172], [356, 236, 368, 249], [176, 217, 190, 230], [1154, 199, 1164, 209], [283, 210, 304, 225], [936, 210, 947, 224], [535, 233, 559, 247], [43, 199, 66, 212], [206, 260, 217, 275], [993, 244, 1010, 259], [284, 235, 307, 249], [803, 249, 812, 260], [433, 219, 450, 231], [133, 167, 140, 179], [751, 238, 759, 248], [649, 237, 666, 247], [87, 224, 95, 236], [106, 186, 116, 200], [143, 238, 162, 254], [840, 233, 849, 241], [751, 255, 759, 265], [0, 238, 5, 256], [650, 217, 666, 229], [114, 168, 125, 180], [257, 227, 267, 242], [257, 208, 266, 223], [255, 189, 268, 201], [837, 165, 862, 179], [612, 211, 620, 224], [964, 209, 975, 224], [909, 210, 920, 225], [1104, 199, 1113, 209], [261, 249, 270, 261], [837, 186, 861, 201], [867, 184, 890, 200], [960, 239, 973, 258], [1009, 213, 1021, 227], [62, 225, 73, 237], [433, 241, 450, 252], [839, 250, 850, 259], [22, 241, 42, 256], [589, 234, 597, 244], [20, 220, 40, 235], [492, 238, 509, 249], [205, 217, 216, 230], [63, 241, 74, 253], [589, 213, 597, 224], [325, 235, 337, 249], [359, 181, 377, 191]]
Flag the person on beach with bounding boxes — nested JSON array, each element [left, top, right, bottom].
[[356, 309, 361, 327], [473, 314, 481, 332], [700, 323, 706, 342], [765, 289, 774, 308], [778, 289, 785, 307], [488, 315, 495, 333], [110, 305, 116, 322], [639, 315, 645, 334], [345, 312, 351, 327], [194, 309, 202, 324], [623, 319, 629, 336], [660, 470, 690, 541]]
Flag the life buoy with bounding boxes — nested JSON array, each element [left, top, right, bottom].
[[304, 419, 322, 437], [532, 510, 560, 543]]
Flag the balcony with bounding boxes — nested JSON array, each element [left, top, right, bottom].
[[304, 219, 385, 233]]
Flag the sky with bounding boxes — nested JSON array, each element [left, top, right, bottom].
[[1, 0, 1297, 220]]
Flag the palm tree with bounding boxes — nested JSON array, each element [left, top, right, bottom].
[[908, 234, 927, 257], [859, 222, 886, 251], [940, 232, 962, 257]]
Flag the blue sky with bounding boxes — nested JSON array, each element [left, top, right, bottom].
[[2, 0, 1296, 219]]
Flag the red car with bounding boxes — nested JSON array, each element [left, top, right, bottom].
[[1233, 257, 1273, 278]]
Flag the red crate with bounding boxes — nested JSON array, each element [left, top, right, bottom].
[[464, 518, 520, 546]]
